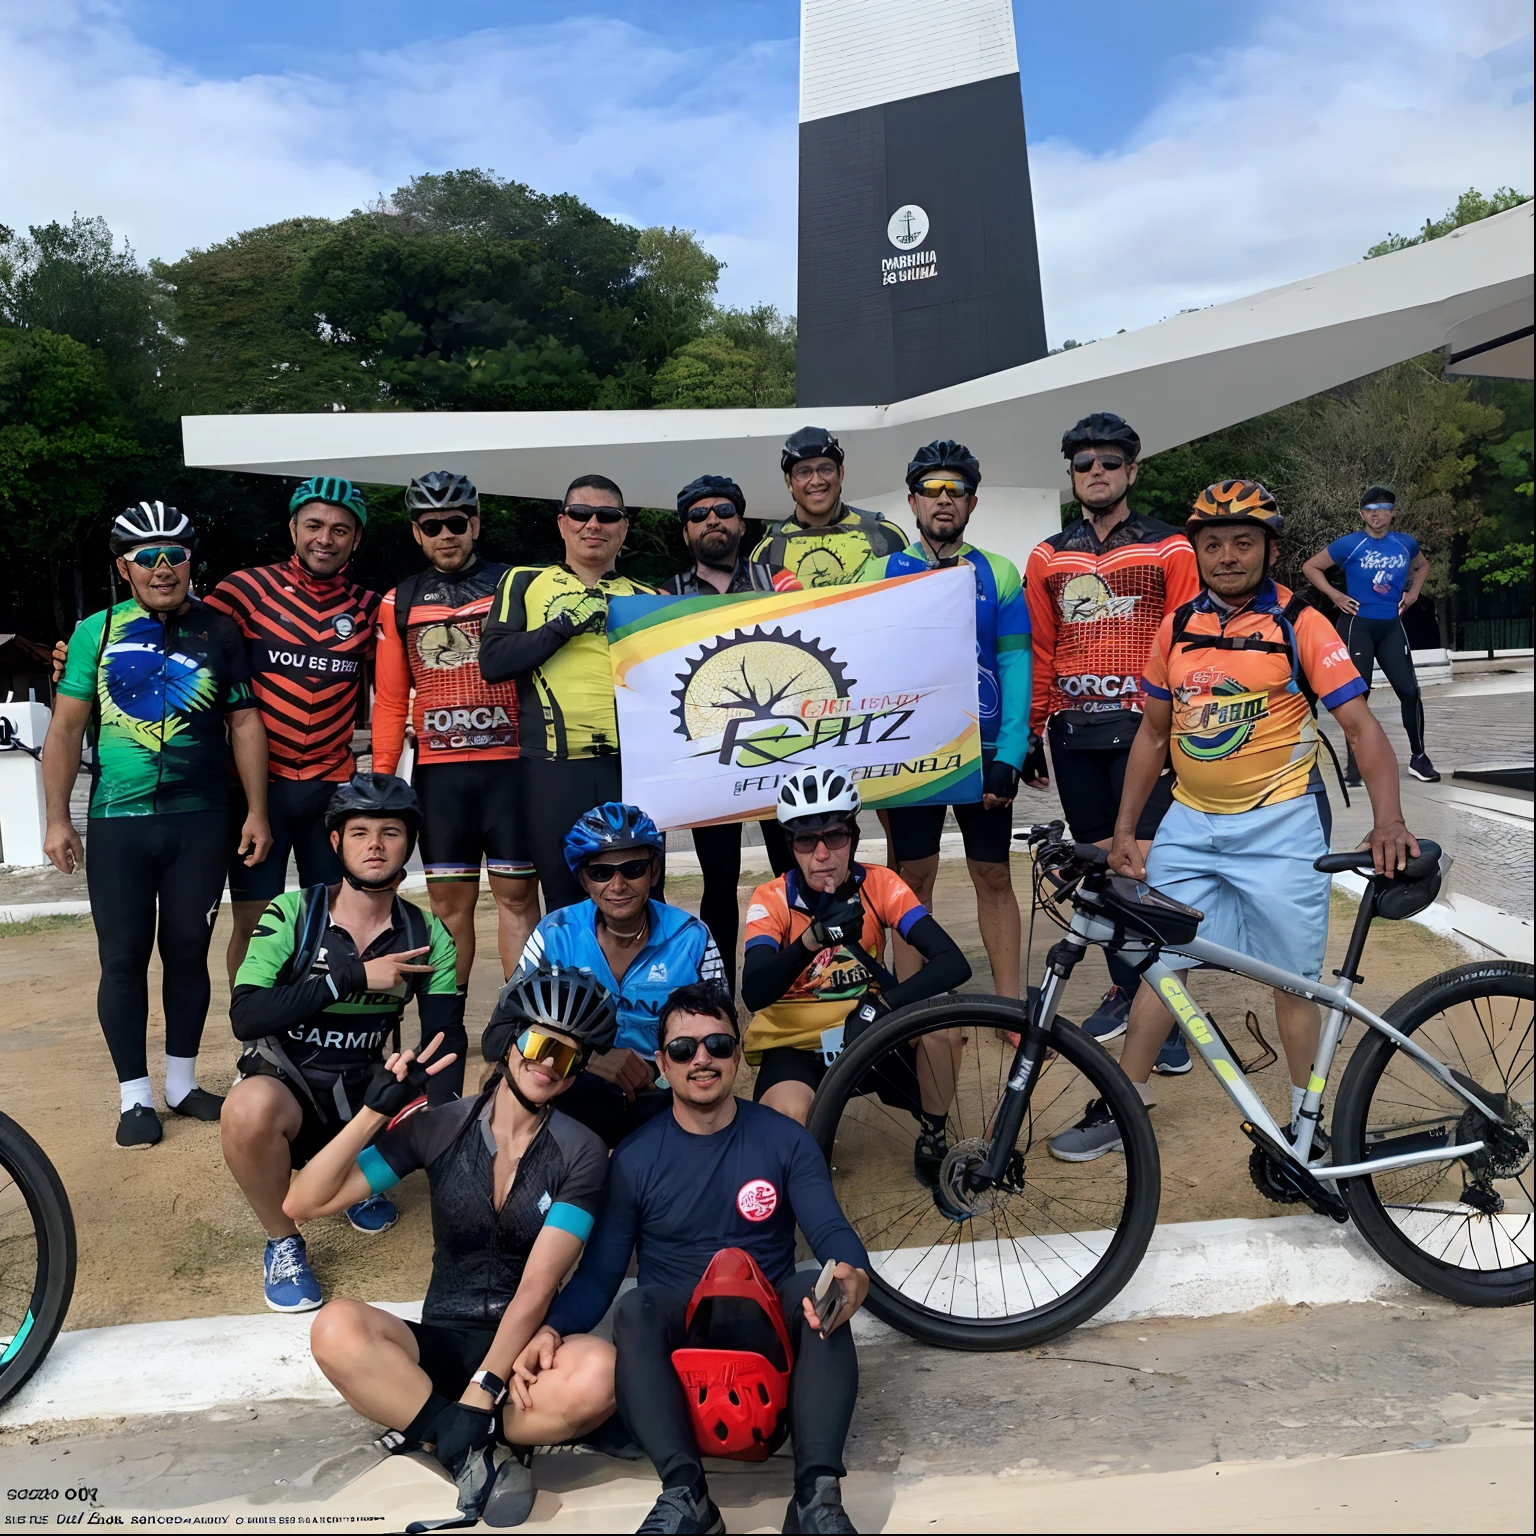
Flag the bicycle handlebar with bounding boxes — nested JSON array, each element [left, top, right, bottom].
[[1013, 822, 1108, 870]]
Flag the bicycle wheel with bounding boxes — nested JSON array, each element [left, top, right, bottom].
[[0, 1111, 76, 1407], [806, 995, 1160, 1350], [1334, 961, 1533, 1307]]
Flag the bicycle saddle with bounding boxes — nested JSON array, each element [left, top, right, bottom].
[[1313, 840, 1444, 920]]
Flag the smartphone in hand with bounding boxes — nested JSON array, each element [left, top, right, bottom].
[[813, 1258, 850, 1339]]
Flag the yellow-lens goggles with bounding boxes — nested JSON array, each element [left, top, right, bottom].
[[515, 1028, 583, 1078]]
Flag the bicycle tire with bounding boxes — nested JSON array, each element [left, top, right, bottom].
[[1334, 960, 1533, 1308], [806, 994, 1160, 1351], [0, 1111, 77, 1408]]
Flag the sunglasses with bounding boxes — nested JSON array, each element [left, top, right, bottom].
[[515, 1027, 585, 1079], [791, 827, 852, 855], [662, 1031, 738, 1064], [684, 503, 742, 523], [912, 478, 974, 500], [416, 514, 471, 537], [583, 855, 654, 884], [1071, 452, 1127, 473], [126, 544, 191, 570], [562, 504, 628, 524], [1361, 503, 1395, 512]]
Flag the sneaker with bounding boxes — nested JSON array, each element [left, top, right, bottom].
[[1285, 1119, 1331, 1160], [784, 1476, 858, 1534], [1082, 986, 1130, 1043], [636, 1486, 725, 1535], [481, 1451, 536, 1528], [345, 1194, 399, 1234], [1152, 1028, 1191, 1075], [913, 1126, 948, 1188], [1408, 752, 1440, 783], [1048, 1099, 1125, 1162], [1343, 759, 1363, 788], [168, 1087, 224, 1121], [115, 1105, 162, 1149], [263, 1235, 322, 1312]]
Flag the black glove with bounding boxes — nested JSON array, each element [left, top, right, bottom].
[[806, 895, 865, 950], [545, 608, 579, 639], [1021, 737, 1048, 788], [845, 989, 889, 1043], [428, 1400, 497, 1476], [363, 1057, 432, 1119], [984, 759, 1020, 802]]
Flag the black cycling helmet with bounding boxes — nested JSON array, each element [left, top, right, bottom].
[[109, 500, 195, 557], [405, 470, 479, 516], [781, 426, 845, 473], [906, 440, 981, 491], [1061, 412, 1141, 461], [482, 964, 620, 1064], [324, 773, 423, 844], [1360, 485, 1396, 510], [677, 474, 746, 519]]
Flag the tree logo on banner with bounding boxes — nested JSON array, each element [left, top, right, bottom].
[[671, 627, 855, 768]]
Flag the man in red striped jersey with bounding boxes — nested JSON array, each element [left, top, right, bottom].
[[372, 471, 540, 987], [205, 478, 381, 985], [1023, 414, 1200, 1052]]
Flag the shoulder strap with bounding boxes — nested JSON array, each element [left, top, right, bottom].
[[391, 572, 428, 667], [275, 886, 331, 987], [86, 606, 112, 753]]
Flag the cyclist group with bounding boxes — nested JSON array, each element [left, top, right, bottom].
[[39, 410, 1428, 1534]]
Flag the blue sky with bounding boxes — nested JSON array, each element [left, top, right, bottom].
[[4, 1, 1532, 345]]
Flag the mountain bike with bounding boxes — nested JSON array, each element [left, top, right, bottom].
[[0, 1112, 76, 1406], [806, 823, 1533, 1350]]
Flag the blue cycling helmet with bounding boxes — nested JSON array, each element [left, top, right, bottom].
[[290, 475, 368, 526], [563, 802, 666, 877], [677, 474, 746, 519]]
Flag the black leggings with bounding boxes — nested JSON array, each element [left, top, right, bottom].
[[85, 811, 228, 1082], [613, 1269, 858, 1502], [520, 756, 623, 910], [1342, 615, 1425, 756], [690, 823, 741, 992]]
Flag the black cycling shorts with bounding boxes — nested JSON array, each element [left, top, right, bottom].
[[1047, 721, 1175, 845], [521, 755, 624, 909], [234, 1052, 370, 1170], [885, 796, 1013, 865], [415, 758, 534, 882], [406, 1318, 500, 1402], [229, 777, 343, 904], [751, 1044, 922, 1115]]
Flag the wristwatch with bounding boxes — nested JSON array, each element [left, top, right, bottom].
[[470, 1369, 508, 1406]]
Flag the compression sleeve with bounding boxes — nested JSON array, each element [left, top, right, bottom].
[[785, 1126, 871, 1271], [56, 610, 106, 703], [876, 913, 971, 1013], [1023, 542, 1056, 736], [370, 591, 410, 775], [544, 1147, 641, 1336], [479, 568, 569, 684], [741, 935, 814, 1013], [229, 896, 364, 1042]]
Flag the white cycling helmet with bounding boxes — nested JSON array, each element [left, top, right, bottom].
[[776, 765, 861, 827], [110, 500, 194, 555]]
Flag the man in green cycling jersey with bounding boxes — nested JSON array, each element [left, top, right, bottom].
[[221, 774, 464, 1311], [42, 501, 272, 1149]]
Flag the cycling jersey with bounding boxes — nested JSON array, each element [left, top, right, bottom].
[[1327, 530, 1420, 620], [661, 559, 802, 596], [480, 565, 658, 760], [361, 1091, 607, 1323], [373, 557, 518, 773], [507, 898, 725, 1053], [58, 598, 256, 818], [545, 1098, 869, 1336], [1024, 511, 1199, 741], [750, 503, 907, 589], [204, 558, 379, 782], [1142, 580, 1366, 815], [862, 541, 1032, 767]]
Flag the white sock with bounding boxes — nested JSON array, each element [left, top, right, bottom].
[[165, 1056, 200, 1108], [119, 1076, 154, 1114], [1290, 1082, 1306, 1126]]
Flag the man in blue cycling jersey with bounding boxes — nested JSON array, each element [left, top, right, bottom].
[[861, 441, 1031, 999], [503, 802, 724, 1146], [1301, 485, 1437, 783]]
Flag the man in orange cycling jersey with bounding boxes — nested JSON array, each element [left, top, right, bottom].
[[373, 472, 539, 984]]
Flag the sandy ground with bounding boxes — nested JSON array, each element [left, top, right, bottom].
[[0, 860, 1469, 1332]]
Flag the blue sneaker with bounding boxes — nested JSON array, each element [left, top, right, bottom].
[[1152, 1028, 1191, 1075], [345, 1194, 398, 1234], [263, 1235, 322, 1312], [1083, 986, 1130, 1042]]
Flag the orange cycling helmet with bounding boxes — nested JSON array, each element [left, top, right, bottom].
[[1186, 479, 1283, 538]]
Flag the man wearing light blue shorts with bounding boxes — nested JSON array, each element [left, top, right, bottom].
[[1051, 480, 1420, 1161]]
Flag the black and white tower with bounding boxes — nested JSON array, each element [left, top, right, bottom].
[[796, 0, 1048, 407]]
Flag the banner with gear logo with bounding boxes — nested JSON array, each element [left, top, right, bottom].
[[607, 567, 982, 830]]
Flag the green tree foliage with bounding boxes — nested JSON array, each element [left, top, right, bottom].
[[652, 306, 796, 409], [1366, 187, 1531, 258]]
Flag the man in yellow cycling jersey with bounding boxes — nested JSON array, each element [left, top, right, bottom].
[[479, 474, 656, 909]]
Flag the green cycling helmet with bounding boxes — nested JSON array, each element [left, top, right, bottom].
[[289, 476, 367, 526]]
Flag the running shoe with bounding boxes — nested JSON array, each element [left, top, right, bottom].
[[481, 1452, 536, 1529], [346, 1194, 399, 1234], [913, 1127, 948, 1188], [1047, 1099, 1124, 1162], [168, 1087, 224, 1121], [784, 1477, 857, 1534], [1408, 753, 1440, 783], [1082, 986, 1129, 1042], [263, 1235, 322, 1312], [115, 1105, 162, 1149], [1152, 1028, 1191, 1075], [636, 1486, 725, 1534]]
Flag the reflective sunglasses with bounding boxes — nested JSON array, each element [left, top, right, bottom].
[[1070, 452, 1126, 473], [1361, 503, 1395, 512], [583, 855, 654, 884], [562, 503, 628, 524], [912, 477, 974, 500], [126, 544, 192, 570], [662, 1031, 738, 1064], [684, 502, 742, 523], [791, 827, 853, 855], [515, 1027, 585, 1079], [416, 514, 471, 537]]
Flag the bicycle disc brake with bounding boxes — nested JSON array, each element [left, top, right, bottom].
[[933, 1138, 1025, 1222], [1456, 1090, 1533, 1183]]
